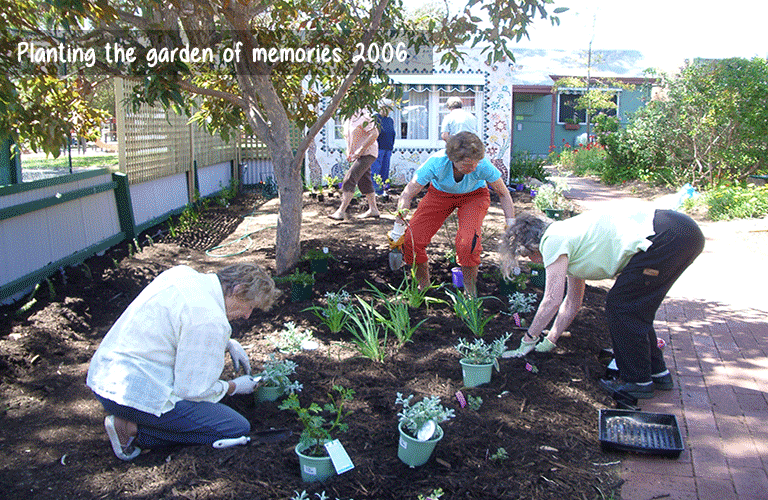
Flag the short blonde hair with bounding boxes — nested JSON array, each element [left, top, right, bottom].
[[446, 131, 485, 163], [217, 263, 281, 311]]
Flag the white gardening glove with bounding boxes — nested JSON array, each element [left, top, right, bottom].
[[505, 217, 516, 229], [501, 334, 538, 359], [230, 375, 259, 395], [227, 339, 251, 375]]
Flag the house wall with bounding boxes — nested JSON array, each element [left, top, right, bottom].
[[512, 93, 554, 157], [306, 50, 515, 186], [512, 85, 651, 157]]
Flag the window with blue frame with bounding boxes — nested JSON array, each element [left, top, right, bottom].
[[557, 91, 618, 124]]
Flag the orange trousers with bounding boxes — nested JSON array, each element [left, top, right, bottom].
[[402, 185, 490, 267]]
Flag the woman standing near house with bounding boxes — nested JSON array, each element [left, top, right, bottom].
[[498, 208, 704, 399], [329, 109, 381, 220], [388, 131, 515, 296]]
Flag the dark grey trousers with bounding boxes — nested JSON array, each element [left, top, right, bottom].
[[606, 210, 705, 383]]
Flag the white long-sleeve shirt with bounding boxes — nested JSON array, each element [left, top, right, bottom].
[[87, 266, 231, 416]]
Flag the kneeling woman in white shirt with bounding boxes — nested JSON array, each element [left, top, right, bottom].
[[87, 263, 281, 460]]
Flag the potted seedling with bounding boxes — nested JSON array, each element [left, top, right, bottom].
[[279, 269, 316, 302], [395, 393, 455, 468], [494, 266, 528, 296], [455, 333, 512, 387], [302, 247, 331, 274], [254, 354, 303, 403], [532, 178, 574, 220], [279, 385, 355, 482]]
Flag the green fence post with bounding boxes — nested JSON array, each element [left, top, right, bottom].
[[112, 172, 136, 241], [0, 135, 22, 185]]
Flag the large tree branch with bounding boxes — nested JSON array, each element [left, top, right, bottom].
[[293, 0, 392, 169]]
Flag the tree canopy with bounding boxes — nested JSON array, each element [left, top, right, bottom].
[[2, 0, 566, 273]]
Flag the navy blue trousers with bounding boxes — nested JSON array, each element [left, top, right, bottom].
[[95, 393, 250, 449], [606, 210, 705, 383]]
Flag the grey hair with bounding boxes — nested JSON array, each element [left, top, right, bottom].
[[499, 212, 551, 279], [216, 263, 282, 311], [446, 97, 463, 110]]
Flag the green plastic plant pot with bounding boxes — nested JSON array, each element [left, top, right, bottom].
[[309, 258, 328, 274], [529, 269, 545, 289], [255, 384, 284, 403], [295, 442, 335, 483], [497, 278, 518, 296], [291, 282, 313, 302], [459, 359, 494, 388], [397, 421, 443, 468]]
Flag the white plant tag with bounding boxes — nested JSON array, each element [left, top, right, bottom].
[[324, 439, 354, 474]]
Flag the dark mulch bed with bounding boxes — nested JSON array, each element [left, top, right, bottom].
[[0, 186, 627, 500]]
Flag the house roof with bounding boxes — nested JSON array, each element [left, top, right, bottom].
[[510, 48, 653, 87]]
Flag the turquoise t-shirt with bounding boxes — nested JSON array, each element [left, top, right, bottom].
[[414, 151, 501, 194], [539, 204, 657, 280]]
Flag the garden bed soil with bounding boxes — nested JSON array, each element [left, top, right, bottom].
[[1, 187, 630, 500]]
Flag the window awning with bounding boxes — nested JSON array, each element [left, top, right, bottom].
[[389, 73, 485, 92]]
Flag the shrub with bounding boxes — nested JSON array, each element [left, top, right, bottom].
[[701, 184, 768, 220]]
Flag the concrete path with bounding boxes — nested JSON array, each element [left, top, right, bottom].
[[556, 174, 768, 500]]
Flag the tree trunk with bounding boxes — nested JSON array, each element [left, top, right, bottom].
[[271, 144, 303, 275]]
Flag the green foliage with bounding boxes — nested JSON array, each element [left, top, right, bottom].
[[701, 184, 768, 220], [455, 332, 512, 366], [366, 282, 428, 347], [395, 393, 455, 438], [490, 447, 509, 461], [509, 151, 547, 182], [554, 142, 608, 177], [466, 395, 483, 411], [273, 322, 316, 354], [595, 58, 768, 187], [344, 297, 387, 362], [507, 292, 538, 315], [275, 269, 316, 286], [532, 179, 573, 211], [385, 265, 445, 310], [257, 354, 303, 393], [303, 289, 352, 334], [279, 385, 355, 456], [445, 289, 496, 337]]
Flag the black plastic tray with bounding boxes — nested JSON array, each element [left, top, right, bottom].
[[599, 409, 684, 458]]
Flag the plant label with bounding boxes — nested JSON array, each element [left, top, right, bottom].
[[324, 439, 354, 474], [455, 391, 467, 408]]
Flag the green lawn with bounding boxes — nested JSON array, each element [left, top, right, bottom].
[[23, 154, 118, 171]]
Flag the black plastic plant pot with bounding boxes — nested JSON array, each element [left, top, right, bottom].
[[599, 409, 684, 458]]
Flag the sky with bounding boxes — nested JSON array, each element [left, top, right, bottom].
[[447, 0, 768, 72]]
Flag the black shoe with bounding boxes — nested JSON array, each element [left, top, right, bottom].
[[599, 378, 654, 399], [651, 372, 674, 390]]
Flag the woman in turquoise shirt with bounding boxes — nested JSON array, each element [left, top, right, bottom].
[[389, 132, 516, 296]]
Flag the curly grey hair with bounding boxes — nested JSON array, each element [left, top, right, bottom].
[[216, 263, 282, 311], [499, 212, 551, 279]]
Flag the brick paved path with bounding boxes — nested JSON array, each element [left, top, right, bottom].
[[556, 174, 768, 500]]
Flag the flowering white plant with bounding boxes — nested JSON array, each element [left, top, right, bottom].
[[395, 393, 455, 438], [257, 354, 303, 393], [303, 289, 352, 333], [455, 332, 512, 367]]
